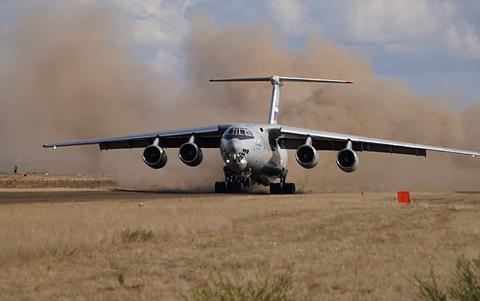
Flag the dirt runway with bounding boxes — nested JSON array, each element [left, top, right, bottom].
[[0, 189, 213, 204]]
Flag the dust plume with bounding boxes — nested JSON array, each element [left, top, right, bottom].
[[0, 2, 220, 189], [0, 4, 479, 191], [180, 14, 480, 192], [0, 3, 163, 171]]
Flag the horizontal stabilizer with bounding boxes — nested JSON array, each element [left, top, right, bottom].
[[209, 74, 353, 125], [210, 75, 353, 85]]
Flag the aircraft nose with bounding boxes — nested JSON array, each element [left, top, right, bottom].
[[227, 157, 247, 172], [222, 138, 248, 172], [225, 138, 243, 154]]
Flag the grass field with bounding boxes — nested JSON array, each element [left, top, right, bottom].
[[0, 177, 479, 300], [0, 173, 115, 189]]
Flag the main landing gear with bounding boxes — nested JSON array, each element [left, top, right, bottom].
[[215, 175, 296, 194], [214, 181, 242, 193], [215, 181, 295, 194], [215, 181, 296, 194], [269, 182, 296, 194], [214, 169, 296, 194], [269, 173, 295, 194]]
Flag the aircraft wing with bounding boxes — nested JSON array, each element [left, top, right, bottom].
[[43, 125, 229, 150], [276, 125, 479, 157]]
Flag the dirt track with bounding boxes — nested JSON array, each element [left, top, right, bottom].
[[0, 187, 479, 205], [0, 189, 211, 204]]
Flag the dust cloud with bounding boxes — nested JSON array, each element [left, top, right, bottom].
[[0, 4, 479, 191]]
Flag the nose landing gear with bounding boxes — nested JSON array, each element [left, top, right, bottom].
[[214, 168, 251, 193]]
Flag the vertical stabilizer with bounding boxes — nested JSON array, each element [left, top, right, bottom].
[[268, 75, 282, 124]]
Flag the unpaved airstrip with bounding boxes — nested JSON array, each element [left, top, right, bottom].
[[0, 175, 479, 300]]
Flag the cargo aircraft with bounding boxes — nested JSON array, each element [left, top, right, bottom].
[[44, 75, 479, 193]]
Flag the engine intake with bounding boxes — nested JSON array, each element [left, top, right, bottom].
[[143, 145, 167, 169], [295, 144, 319, 169], [336, 148, 358, 172], [179, 142, 203, 166]]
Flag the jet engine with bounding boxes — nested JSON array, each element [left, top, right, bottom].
[[178, 142, 203, 166], [143, 145, 167, 169], [295, 144, 319, 169], [336, 146, 358, 172]]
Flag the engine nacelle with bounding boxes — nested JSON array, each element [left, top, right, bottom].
[[336, 148, 359, 172], [295, 144, 319, 169], [178, 142, 203, 167], [143, 145, 167, 169]]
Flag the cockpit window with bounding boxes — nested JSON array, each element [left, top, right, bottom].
[[224, 127, 254, 140]]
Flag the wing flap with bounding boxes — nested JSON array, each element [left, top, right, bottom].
[[44, 125, 227, 150], [278, 126, 478, 157]]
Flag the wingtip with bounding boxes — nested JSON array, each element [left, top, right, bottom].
[[346, 81, 354, 84]]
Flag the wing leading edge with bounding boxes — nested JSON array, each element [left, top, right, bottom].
[[277, 126, 479, 157], [43, 125, 229, 150]]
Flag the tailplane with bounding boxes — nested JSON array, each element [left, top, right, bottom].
[[210, 75, 353, 124]]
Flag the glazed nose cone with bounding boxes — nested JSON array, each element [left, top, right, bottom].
[[222, 138, 247, 172]]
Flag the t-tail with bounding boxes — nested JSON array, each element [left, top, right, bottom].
[[210, 75, 353, 124]]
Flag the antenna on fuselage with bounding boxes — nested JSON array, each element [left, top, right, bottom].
[[209, 75, 353, 125]]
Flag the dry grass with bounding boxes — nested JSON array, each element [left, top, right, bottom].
[[186, 263, 294, 301], [0, 174, 115, 189], [0, 191, 479, 300], [416, 255, 480, 301]]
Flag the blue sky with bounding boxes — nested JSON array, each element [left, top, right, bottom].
[[1, 0, 479, 104]]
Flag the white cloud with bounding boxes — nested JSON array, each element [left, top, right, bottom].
[[104, 0, 480, 66], [269, 0, 302, 32], [268, 0, 317, 36], [118, 0, 193, 44], [109, 0, 196, 70], [447, 23, 480, 59], [342, 0, 480, 59]]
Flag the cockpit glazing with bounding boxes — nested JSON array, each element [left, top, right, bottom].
[[224, 127, 254, 140]]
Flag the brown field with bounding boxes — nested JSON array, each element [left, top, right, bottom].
[[0, 173, 115, 189], [0, 175, 479, 300]]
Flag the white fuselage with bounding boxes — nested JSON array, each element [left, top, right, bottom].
[[220, 124, 288, 185]]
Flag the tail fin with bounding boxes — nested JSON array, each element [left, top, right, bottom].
[[210, 75, 353, 124]]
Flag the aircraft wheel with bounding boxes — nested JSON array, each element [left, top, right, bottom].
[[227, 182, 242, 193], [269, 183, 282, 194], [283, 183, 296, 194], [215, 181, 227, 193]]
